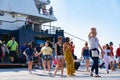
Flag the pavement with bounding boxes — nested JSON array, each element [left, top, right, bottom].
[[0, 66, 120, 80]]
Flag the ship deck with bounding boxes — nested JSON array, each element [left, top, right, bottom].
[[0, 63, 27, 68]]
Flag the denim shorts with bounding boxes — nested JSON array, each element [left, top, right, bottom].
[[57, 55, 64, 60], [42, 55, 52, 61], [27, 55, 34, 61], [84, 56, 90, 60]]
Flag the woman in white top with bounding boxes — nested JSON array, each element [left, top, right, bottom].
[[88, 27, 103, 77], [103, 44, 111, 73]]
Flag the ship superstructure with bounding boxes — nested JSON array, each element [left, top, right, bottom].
[[0, 0, 64, 43], [0, 0, 64, 65], [0, 0, 56, 30]]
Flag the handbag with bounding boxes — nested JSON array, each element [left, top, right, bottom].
[[91, 50, 99, 57], [8, 46, 11, 50], [8, 41, 14, 50], [53, 59, 57, 65]]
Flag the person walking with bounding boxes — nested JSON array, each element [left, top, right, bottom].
[[36, 43, 44, 69], [23, 42, 37, 74], [88, 27, 103, 77], [109, 42, 116, 71], [70, 41, 75, 57], [53, 36, 64, 77], [116, 44, 120, 69], [20, 43, 28, 59], [7, 37, 18, 63], [0, 40, 3, 63], [103, 44, 111, 73], [39, 41, 52, 73], [63, 37, 75, 77], [81, 42, 90, 72]]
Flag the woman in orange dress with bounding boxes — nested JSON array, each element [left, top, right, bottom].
[[63, 37, 75, 76]]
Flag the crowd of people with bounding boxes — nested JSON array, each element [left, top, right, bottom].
[[22, 36, 76, 77], [0, 27, 120, 78], [36, 3, 53, 15], [81, 27, 120, 77], [0, 37, 18, 63]]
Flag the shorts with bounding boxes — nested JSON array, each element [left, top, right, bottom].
[[118, 57, 120, 62], [10, 51, 16, 58], [57, 55, 64, 60], [109, 56, 115, 62], [83, 56, 90, 60], [42, 55, 52, 61], [27, 55, 34, 61], [34, 56, 40, 61]]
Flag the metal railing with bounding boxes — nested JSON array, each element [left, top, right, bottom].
[[0, 20, 61, 34], [42, 25, 61, 34]]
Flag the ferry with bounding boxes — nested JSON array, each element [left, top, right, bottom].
[[0, 0, 64, 68]]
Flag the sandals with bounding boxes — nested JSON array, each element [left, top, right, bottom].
[[71, 74, 75, 76], [67, 74, 75, 77], [87, 70, 90, 72]]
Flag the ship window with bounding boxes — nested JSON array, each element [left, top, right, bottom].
[[0, 11, 4, 16], [0, 21, 2, 25]]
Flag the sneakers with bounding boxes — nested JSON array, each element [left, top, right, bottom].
[[107, 70, 109, 74], [90, 71, 101, 77], [95, 75, 101, 77], [90, 72, 93, 77]]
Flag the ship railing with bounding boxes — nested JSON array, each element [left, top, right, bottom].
[[35, 0, 53, 16], [0, 20, 25, 23], [36, 7, 54, 16], [35, 0, 50, 5], [42, 25, 61, 34], [0, 20, 26, 29], [0, 20, 61, 34]]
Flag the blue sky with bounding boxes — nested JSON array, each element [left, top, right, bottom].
[[50, 0, 120, 57]]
